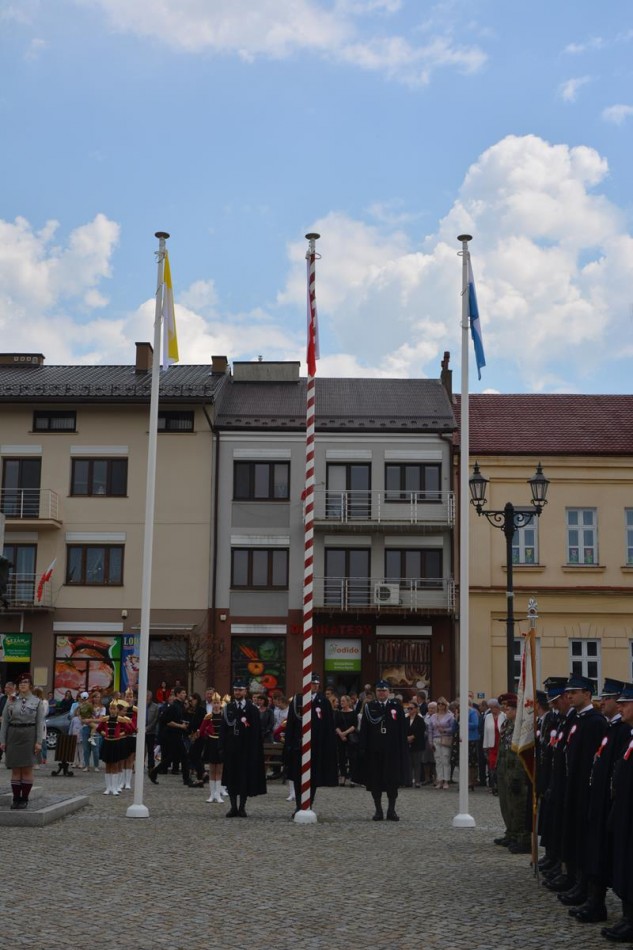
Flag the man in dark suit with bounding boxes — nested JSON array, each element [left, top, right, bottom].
[[285, 673, 338, 811], [148, 687, 193, 787], [556, 674, 607, 908], [219, 679, 266, 817], [358, 679, 408, 821], [603, 682, 633, 942]]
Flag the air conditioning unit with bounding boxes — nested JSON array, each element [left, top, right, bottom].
[[373, 582, 400, 606]]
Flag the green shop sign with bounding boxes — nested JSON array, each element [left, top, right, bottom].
[[0, 633, 32, 663]]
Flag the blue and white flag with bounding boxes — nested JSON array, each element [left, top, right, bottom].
[[468, 258, 486, 380]]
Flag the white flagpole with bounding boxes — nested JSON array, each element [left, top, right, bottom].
[[453, 233, 475, 829], [126, 230, 169, 819]]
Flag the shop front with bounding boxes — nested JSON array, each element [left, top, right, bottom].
[[0, 632, 32, 684]]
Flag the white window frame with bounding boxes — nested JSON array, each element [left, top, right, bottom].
[[566, 508, 598, 565], [626, 509, 633, 566], [569, 638, 601, 685], [512, 522, 538, 565]]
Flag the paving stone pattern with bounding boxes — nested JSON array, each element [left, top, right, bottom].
[[0, 773, 621, 950]]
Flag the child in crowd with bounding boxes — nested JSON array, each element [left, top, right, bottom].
[[69, 707, 84, 768]]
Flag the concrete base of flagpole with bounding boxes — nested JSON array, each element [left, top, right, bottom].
[[126, 803, 150, 819], [452, 812, 476, 828], [293, 808, 317, 824]]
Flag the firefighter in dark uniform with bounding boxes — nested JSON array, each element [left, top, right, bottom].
[[358, 680, 408, 821], [537, 677, 567, 874], [285, 673, 338, 810], [219, 679, 267, 817], [556, 674, 607, 909], [569, 678, 629, 925], [602, 681, 633, 943], [542, 685, 577, 892]]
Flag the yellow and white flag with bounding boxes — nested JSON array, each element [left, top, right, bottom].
[[161, 252, 179, 367]]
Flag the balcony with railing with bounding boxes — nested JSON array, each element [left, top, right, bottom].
[[2, 574, 53, 609], [313, 576, 455, 614], [313, 489, 454, 530], [0, 489, 62, 528]]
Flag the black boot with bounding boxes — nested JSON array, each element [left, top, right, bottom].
[[238, 796, 248, 817], [386, 796, 399, 821], [372, 793, 383, 821], [558, 876, 587, 906], [570, 881, 607, 922], [226, 796, 239, 817]]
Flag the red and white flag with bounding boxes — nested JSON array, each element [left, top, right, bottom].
[[36, 558, 56, 602], [512, 625, 536, 780]]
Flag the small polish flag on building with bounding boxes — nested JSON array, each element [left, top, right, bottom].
[[36, 559, 56, 602]]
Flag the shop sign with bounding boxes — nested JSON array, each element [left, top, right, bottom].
[[324, 638, 362, 672], [0, 633, 32, 663]]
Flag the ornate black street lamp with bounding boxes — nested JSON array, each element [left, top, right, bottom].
[[469, 462, 549, 691]]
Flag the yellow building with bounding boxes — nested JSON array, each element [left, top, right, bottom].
[[461, 395, 633, 698]]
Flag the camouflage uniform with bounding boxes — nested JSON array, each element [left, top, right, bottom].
[[496, 716, 530, 848]]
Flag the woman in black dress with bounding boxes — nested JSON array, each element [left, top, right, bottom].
[[334, 694, 358, 786]]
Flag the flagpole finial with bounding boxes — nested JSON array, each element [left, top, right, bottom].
[[305, 232, 320, 242], [155, 231, 170, 241], [457, 234, 472, 243]]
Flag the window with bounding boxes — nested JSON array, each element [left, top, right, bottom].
[[158, 411, 194, 432], [384, 548, 442, 587], [66, 545, 124, 585], [385, 463, 441, 502], [2, 543, 36, 603], [233, 461, 289, 500], [566, 508, 597, 564], [570, 639, 600, 683], [626, 510, 633, 565], [324, 548, 370, 606], [71, 458, 128, 497], [231, 548, 289, 589], [326, 464, 371, 520], [512, 523, 537, 564], [1, 458, 41, 517], [33, 410, 76, 432]]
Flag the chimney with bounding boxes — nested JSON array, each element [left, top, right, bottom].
[[211, 355, 229, 375], [440, 351, 452, 399], [135, 342, 153, 373], [0, 353, 45, 368]]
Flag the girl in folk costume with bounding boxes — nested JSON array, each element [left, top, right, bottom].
[[0, 672, 45, 809], [201, 694, 225, 803], [118, 692, 138, 790], [97, 701, 135, 795]]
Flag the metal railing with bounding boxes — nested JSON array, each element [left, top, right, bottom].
[[3, 573, 52, 609], [313, 489, 454, 526], [0, 488, 61, 521], [313, 576, 455, 612]]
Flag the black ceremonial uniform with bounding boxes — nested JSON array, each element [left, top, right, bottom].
[[560, 704, 607, 898], [285, 689, 338, 807], [544, 707, 576, 880], [358, 697, 408, 820], [536, 708, 559, 846], [220, 698, 267, 815], [575, 713, 631, 918], [610, 728, 633, 934]]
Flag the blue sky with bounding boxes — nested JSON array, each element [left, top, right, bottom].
[[1, 0, 632, 393]]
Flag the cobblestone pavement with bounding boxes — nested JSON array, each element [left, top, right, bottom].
[[0, 771, 622, 950]]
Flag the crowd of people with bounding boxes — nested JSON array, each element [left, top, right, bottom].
[[491, 674, 633, 945]]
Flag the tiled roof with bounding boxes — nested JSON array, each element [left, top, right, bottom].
[[0, 364, 226, 403], [454, 394, 633, 455], [217, 378, 456, 431]]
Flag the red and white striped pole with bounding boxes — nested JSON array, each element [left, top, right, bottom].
[[296, 231, 320, 823]]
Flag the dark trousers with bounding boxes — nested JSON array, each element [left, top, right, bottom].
[[145, 733, 156, 770], [157, 739, 190, 783]]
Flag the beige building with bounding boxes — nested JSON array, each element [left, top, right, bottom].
[[0, 347, 227, 696], [461, 395, 633, 698]]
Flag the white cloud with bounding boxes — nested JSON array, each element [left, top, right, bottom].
[[5, 136, 631, 391], [563, 36, 605, 55], [558, 76, 591, 102], [75, 0, 486, 86], [0, 213, 120, 361], [275, 135, 632, 388], [602, 104, 633, 125]]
